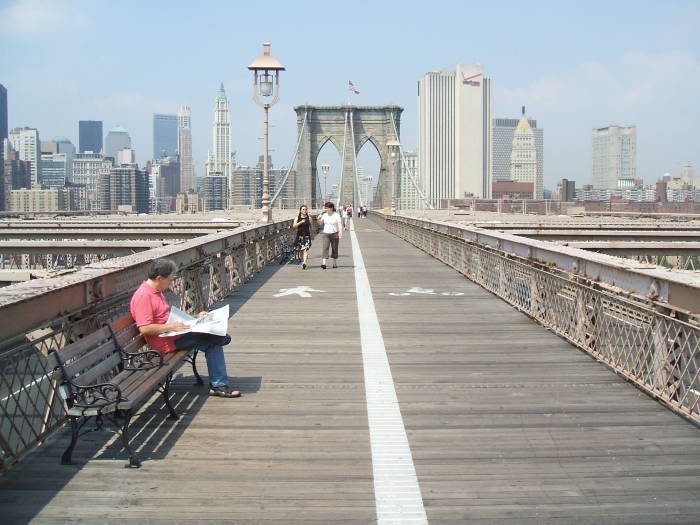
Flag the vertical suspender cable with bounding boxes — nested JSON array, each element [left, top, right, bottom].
[[337, 109, 348, 208]]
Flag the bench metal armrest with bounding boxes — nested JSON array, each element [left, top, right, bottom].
[[68, 381, 123, 409], [121, 349, 164, 371]]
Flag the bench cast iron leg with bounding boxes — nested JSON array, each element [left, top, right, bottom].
[[61, 416, 80, 465], [190, 349, 203, 385], [162, 372, 179, 420], [121, 409, 141, 468]]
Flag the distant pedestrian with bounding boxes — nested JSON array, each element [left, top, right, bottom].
[[340, 205, 348, 230], [292, 204, 313, 270], [317, 201, 343, 269], [346, 205, 353, 227]]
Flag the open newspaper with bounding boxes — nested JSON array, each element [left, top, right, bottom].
[[158, 304, 229, 337]]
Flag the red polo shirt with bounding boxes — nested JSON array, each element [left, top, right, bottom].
[[130, 281, 181, 353]]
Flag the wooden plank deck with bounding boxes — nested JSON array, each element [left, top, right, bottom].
[[1, 219, 699, 524]]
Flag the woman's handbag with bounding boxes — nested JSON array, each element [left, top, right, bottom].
[[330, 232, 340, 240]]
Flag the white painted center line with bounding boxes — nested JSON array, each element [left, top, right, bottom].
[[350, 225, 429, 524]]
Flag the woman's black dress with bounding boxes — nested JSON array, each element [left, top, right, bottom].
[[295, 216, 312, 251]]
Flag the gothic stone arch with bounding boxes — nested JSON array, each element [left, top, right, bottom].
[[294, 105, 403, 208]]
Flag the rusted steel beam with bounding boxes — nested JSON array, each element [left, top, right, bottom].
[[0, 220, 292, 344], [0, 241, 167, 255], [559, 241, 700, 255], [0, 229, 223, 240], [498, 230, 700, 242]]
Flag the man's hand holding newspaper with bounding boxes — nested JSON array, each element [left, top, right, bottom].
[[159, 304, 229, 337]]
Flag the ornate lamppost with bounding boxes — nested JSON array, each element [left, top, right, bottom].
[[248, 42, 285, 223], [320, 161, 330, 205], [386, 139, 401, 214]]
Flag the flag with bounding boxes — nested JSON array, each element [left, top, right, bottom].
[[348, 80, 360, 94]]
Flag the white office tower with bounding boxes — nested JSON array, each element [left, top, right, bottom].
[[418, 63, 492, 206], [178, 105, 196, 193], [9, 127, 41, 186], [205, 83, 233, 205], [399, 150, 420, 209], [680, 161, 695, 186], [510, 108, 541, 198], [592, 125, 636, 189], [117, 148, 136, 165]]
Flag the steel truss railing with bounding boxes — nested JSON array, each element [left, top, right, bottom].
[[0, 219, 294, 471], [374, 213, 700, 425]]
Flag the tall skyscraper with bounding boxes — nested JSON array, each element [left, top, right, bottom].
[[72, 152, 113, 210], [105, 125, 131, 160], [78, 120, 103, 153], [510, 108, 541, 198], [40, 152, 68, 188], [0, 84, 6, 202], [204, 173, 228, 211], [178, 105, 196, 193], [42, 137, 76, 181], [493, 116, 543, 185], [418, 63, 492, 206], [205, 84, 233, 205], [592, 125, 636, 189], [153, 114, 178, 159], [9, 127, 41, 186], [0, 84, 7, 146], [98, 165, 149, 213]]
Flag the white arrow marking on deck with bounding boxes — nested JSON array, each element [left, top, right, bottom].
[[273, 286, 326, 298], [406, 287, 435, 294], [350, 225, 428, 524]]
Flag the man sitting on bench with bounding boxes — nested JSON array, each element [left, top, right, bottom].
[[130, 258, 241, 398]]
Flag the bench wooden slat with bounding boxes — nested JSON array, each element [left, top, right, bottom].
[[62, 339, 119, 379], [71, 353, 122, 387], [113, 324, 141, 349], [121, 336, 147, 355], [55, 327, 111, 363], [110, 314, 135, 333]]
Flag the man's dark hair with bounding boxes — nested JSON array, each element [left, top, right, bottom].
[[148, 259, 178, 280]]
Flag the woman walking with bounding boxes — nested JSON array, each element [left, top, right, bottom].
[[292, 204, 313, 269], [317, 201, 343, 269]]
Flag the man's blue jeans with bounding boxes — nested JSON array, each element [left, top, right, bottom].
[[174, 333, 229, 387]]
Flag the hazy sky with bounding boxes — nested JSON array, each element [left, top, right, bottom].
[[1, 0, 699, 191]]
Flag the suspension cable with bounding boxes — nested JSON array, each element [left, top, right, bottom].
[[270, 109, 308, 206], [389, 113, 433, 209]]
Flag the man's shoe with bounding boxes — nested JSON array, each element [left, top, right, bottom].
[[332, 261, 337, 268]]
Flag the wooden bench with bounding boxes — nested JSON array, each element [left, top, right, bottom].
[[54, 314, 202, 468]]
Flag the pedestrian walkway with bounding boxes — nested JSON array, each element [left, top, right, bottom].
[[2, 219, 700, 524]]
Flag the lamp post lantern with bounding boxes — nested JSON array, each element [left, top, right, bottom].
[[386, 139, 401, 214], [320, 161, 330, 205], [248, 42, 285, 223]]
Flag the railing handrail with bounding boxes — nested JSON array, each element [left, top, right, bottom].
[[382, 213, 700, 315], [0, 219, 292, 347]]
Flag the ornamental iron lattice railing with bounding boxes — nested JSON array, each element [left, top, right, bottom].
[[0, 220, 294, 471], [375, 213, 700, 425]]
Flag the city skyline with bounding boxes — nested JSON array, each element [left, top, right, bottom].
[[1, 0, 699, 191]]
